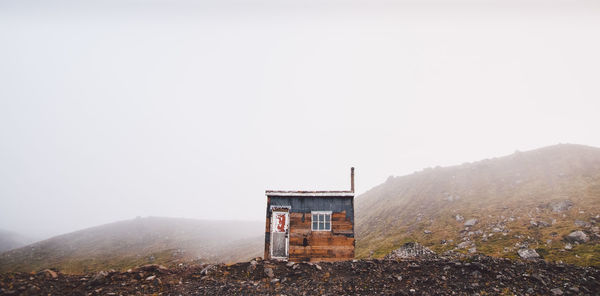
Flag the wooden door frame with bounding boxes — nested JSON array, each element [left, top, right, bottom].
[[270, 207, 290, 260]]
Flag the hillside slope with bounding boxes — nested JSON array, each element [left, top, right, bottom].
[[355, 144, 600, 266], [0, 217, 263, 273]]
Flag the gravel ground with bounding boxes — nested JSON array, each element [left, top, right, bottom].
[[1, 255, 599, 295]]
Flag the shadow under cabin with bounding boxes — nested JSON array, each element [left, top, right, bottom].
[[264, 168, 355, 262]]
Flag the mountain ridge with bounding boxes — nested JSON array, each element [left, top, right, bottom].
[[0, 216, 264, 273]]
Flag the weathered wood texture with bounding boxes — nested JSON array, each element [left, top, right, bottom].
[[287, 211, 354, 262], [264, 195, 355, 262]]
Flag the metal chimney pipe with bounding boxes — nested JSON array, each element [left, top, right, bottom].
[[351, 167, 355, 193]]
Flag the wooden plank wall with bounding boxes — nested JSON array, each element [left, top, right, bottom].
[[287, 211, 354, 262]]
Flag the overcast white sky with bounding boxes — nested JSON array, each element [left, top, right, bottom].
[[1, 0, 599, 239]]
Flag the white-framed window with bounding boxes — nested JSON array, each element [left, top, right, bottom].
[[311, 211, 332, 231]]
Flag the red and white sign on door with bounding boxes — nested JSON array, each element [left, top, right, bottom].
[[271, 211, 289, 258], [274, 213, 287, 232]]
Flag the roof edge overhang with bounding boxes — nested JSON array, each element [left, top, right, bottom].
[[265, 190, 354, 197]]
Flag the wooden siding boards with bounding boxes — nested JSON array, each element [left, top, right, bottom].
[[264, 195, 354, 262]]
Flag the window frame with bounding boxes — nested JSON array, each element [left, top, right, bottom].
[[311, 211, 332, 231]]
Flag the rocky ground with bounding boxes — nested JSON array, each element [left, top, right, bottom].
[[1, 255, 599, 296]]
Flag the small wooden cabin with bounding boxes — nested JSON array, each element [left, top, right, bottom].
[[264, 168, 355, 262]]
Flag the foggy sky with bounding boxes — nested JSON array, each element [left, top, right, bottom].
[[1, 0, 599, 240]]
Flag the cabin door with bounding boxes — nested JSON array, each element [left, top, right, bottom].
[[270, 211, 289, 259]]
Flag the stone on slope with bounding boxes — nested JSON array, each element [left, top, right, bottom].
[[39, 269, 58, 279], [264, 267, 274, 278], [464, 219, 478, 227], [565, 231, 589, 243], [200, 265, 216, 275], [384, 242, 437, 260], [550, 200, 573, 212], [88, 271, 108, 286], [517, 249, 540, 260], [457, 241, 471, 249], [574, 220, 590, 228]]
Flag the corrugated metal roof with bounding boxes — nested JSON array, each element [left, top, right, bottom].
[[265, 190, 354, 197]]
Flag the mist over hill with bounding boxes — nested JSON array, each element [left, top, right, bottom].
[[355, 144, 600, 266], [0, 229, 34, 253], [0, 217, 263, 273]]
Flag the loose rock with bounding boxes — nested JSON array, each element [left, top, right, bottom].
[[517, 249, 540, 260], [457, 241, 471, 249], [565, 231, 589, 243], [88, 271, 108, 286], [385, 242, 437, 260], [264, 267, 275, 278], [464, 219, 478, 227], [40, 269, 58, 279], [550, 200, 573, 212]]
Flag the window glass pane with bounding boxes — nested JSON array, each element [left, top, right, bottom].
[[311, 213, 333, 230]]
